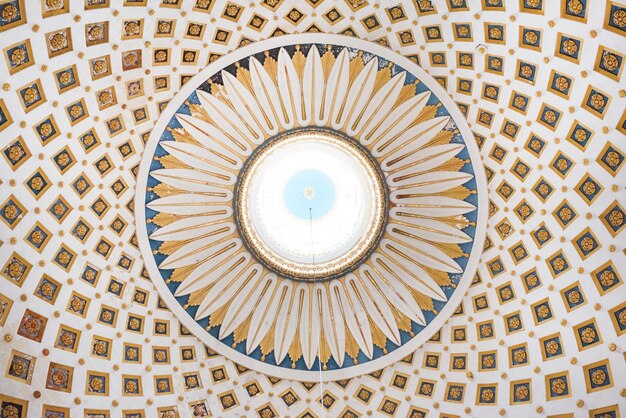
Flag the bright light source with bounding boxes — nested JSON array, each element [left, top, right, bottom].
[[236, 129, 387, 280]]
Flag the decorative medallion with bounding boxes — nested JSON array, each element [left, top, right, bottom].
[[136, 34, 487, 380]]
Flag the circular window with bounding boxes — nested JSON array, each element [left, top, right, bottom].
[[235, 128, 387, 281]]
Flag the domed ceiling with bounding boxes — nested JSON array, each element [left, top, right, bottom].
[[0, 1, 625, 417]]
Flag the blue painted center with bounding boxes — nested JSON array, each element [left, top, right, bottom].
[[283, 170, 335, 219]]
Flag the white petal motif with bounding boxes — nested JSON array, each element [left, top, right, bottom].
[[160, 224, 237, 271], [147, 195, 232, 215], [221, 71, 273, 139], [169, 238, 242, 290], [319, 48, 350, 126], [277, 48, 301, 127], [162, 132, 243, 171], [387, 220, 472, 244], [196, 90, 261, 147], [360, 262, 426, 325], [150, 168, 236, 190], [388, 170, 473, 191], [349, 273, 401, 346], [273, 285, 302, 364], [150, 212, 233, 242], [249, 57, 285, 130], [333, 56, 378, 130], [218, 266, 266, 337], [302, 45, 323, 127], [176, 112, 252, 156], [390, 195, 476, 218], [381, 143, 464, 173], [333, 281, 374, 359], [195, 254, 255, 320], [300, 285, 320, 369], [370, 253, 446, 301], [348, 72, 406, 138], [381, 238, 462, 274], [317, 283, 346, 366], [360, 91, 430, 147], [371, 116, 450, 159], [246, 274, 280, 353]]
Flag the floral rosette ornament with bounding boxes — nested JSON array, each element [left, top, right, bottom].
[[136, 34, 487, 381]]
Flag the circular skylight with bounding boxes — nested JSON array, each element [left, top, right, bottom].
[[284, 169, 335, 219], [235, 128, 388, 280]]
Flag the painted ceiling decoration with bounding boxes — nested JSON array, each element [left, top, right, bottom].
[[136, 34, 487, 381], [0, 0, 624, 417]]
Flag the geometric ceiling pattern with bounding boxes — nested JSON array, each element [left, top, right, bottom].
[[0, 1, 624, 417]]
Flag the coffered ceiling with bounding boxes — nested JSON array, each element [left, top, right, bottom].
[[0, 0, 624, 417]]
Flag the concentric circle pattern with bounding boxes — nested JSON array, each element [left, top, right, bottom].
[[0, 0, 624, 417], [137, 35, 486, 380]]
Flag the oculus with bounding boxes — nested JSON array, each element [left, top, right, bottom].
[[234, 128, 388, 281], [136, 34, 487, 380]]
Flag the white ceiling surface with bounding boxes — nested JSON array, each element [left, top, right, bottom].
[[0, 0, 624, 417]]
